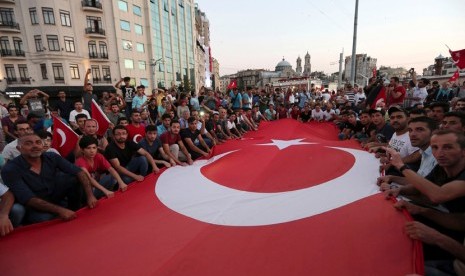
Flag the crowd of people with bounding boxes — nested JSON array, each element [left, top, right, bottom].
[[1, 68, 465, 275]]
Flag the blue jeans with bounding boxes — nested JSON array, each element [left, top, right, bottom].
[[93, 174, 117, 199], [122, 156, 148, 184], [10, 203, 26, 227]]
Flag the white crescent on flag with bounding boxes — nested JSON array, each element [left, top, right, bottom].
[[156, 141, 380, 226]]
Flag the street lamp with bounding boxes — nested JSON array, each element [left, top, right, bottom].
[[150, 58, 164, 89]]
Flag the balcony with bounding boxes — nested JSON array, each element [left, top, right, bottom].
[[81, 1, 103, 13], [85, 27, 105, 38], [0, 0, 15, 4], [92, 77, 111, 84], [5, 77, 31, 84], [0, 21, 20, 33], [0, 49, 25, 58], [54, 77, 65, 84], [89, 52, 108, 60]]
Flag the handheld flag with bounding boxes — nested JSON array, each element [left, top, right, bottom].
[[450, 48, 465, 69], [449, 69, 460, 82], [51, 116, 79, 157], [91, 99, 111, 137]]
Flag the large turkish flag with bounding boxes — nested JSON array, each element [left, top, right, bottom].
[[0, 119, 422, 275]]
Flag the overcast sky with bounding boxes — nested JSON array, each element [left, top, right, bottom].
[[195, 0, 465, 76]]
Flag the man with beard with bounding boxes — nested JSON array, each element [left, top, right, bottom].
[[2, 134, 97, 223], [429, 102, 450, 124], [126, 110, 146, 143], [378, 116, 438, 194], [180, 117, 211, 160], [105, 125, 159, 184], [365, 109, 394, 148], [441, 112, 465, 133], [160, 120, 193, 166]]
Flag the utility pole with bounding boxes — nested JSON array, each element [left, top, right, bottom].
[[338, 48, 343, 88], [349, 0, 359, 86], [150, 58, 163, 89]]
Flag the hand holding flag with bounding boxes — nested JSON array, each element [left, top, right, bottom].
[[51, 116, 79, 157], [91, 99, 111, 137]]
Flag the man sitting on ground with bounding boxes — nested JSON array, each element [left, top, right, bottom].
[[104, 125, 159, 184], [159, 120, 193, 166], [180, 117, 211, 160], [1, 134, 97, 224]]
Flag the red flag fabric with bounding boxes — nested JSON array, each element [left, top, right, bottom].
[[227, 79, 237, 90], [51, 115, 79, 157], [91, 99, 110, 137], [449, 69, 460, 82], [0, 120, 422, 276], [372, 66, 377, 78], [450, 48, 465, 69]]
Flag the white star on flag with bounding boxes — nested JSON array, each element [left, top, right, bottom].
[[256, 139, 315, 150]]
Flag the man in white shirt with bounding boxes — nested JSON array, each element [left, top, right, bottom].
[[2, 120, 33, 162], [407, 72, 429, 107], [69, 100, 90, 130], [311, 103, 326, 122]]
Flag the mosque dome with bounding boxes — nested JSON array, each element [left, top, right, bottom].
[[275, 58, 292, 71]]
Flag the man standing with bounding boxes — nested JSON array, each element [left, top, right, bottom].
[[406, 71, 429, 107], [83, 69, 99, 113], [386, 77, 406, 107], [2, 105, 24, 144], [19, 89, 49, 117], [105, 125, 159, 184], [54, 91, 74, 123], [132, 85, 147, 112], [1, 134, 97, 223], [114, 77, 135, 117]]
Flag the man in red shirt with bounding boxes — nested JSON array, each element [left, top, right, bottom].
[[126, 110, 145, 143], [387, 77, 406, 108], [160, 120, 193, 166]]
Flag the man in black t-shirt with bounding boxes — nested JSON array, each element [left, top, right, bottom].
[[114, 77, 136, 117], [180, 117, 210, 160], [105, 125, 158, 184]]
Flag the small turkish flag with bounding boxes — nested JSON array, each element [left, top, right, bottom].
[[372, 66, 377, 78], [91, 99, 110, 137], [449, 69, 460, 82], [450, 48, 465, 69], [227, 79, 237, 90], [51, 116, 79, 157]]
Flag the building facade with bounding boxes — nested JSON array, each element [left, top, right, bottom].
[[344, 54, 377, 87], [0, 0, 208, 100], [0, 0, 118, 99]]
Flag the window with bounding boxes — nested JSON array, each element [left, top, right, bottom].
[[99, 42, 108, 58], [136, 43, 144, 53], [122, 39, 132, 51], [138, 61, 146, 70], [91, 66, 101, 82], [40, 63, 48, 80], [13, 37, 23, 56], [118, 1, 128, 12], [133, 5, 142, 16], [134, 24, 143, 35], [124, 59, 134, 69], [88, 41, 97, 58], [70, 64, 80, 79], [34, 35, 43, 52], [47, 35, 59, 51], [102, 66, 111, 82], [86, 16, 103, 33], [120, 20, 130, 31], [140, 78, 149, 87], [52, 63, 64, 82], [60, 10, 71, 27], [29, 8, 38, 25], [0, 36, 10, 54], [64, 36, 75, 52], [18, 64, 29, 81], [42, 8, 55, 25], [0, 8, 15, 25], [4, 64, 16, 81]]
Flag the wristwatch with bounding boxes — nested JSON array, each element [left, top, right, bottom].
[[399, 164, 409, 173]]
